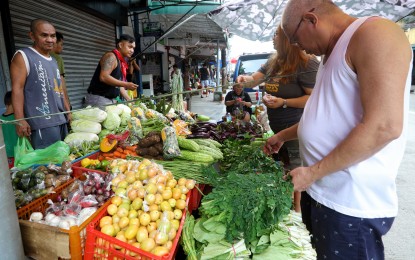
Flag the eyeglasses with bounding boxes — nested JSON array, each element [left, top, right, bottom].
[[288, 7, 316, 46], [289, 18, 304, 45]]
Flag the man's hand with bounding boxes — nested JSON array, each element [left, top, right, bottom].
[[16, 120, 31, 137], [263, 133, 284, 155], [124, 82, 138, 90], [289, 167, 316, 192], [66, 112, 72, 123]]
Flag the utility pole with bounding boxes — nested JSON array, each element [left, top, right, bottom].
[[0, 126, 25, 259]]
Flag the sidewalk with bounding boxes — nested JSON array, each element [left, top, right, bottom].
[[188, 92, 226, 121]]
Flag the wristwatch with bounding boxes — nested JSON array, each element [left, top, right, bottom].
[[282, 99, 287, 108]]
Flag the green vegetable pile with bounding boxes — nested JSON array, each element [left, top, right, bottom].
[[199, 171, 293, 245]]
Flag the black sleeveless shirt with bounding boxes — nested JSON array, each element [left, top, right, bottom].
[[88, 52, 121, 99]]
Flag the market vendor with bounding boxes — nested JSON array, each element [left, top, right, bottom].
[[84, 34, 138, 108], [224, 84, 252, 122]]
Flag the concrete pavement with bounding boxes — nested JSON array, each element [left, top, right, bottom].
[[189, 91, 415, 259]]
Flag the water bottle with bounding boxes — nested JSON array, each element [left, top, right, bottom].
[[226, 112, 232, 122]]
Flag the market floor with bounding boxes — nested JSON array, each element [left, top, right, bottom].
[[188, 91, 227, 122], [189, 90, 415, 260]]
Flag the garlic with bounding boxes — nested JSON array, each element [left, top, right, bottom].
[[45, 213, 56, 223], [49, 216, 61, 227], [29, 212, 43, 222], [58, 220, 70, 230]]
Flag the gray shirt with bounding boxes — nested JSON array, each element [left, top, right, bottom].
[[18, 47, 66, 130], [258, 57, 319, 133]]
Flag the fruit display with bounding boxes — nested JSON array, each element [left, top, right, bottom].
[[93, 158, 195, 258]]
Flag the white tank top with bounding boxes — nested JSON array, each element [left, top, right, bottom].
[[298, 17, 412, 218]]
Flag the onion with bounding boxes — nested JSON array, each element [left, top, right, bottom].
[[96, 188, 104, 195], [30, 212, 43, 222], [103, 191, 111, 198], [86, 180, 95, 186], [84, 186, 93, 195], [45, 213, 56, 223], [95, 183, 102, 190], [96, 195, 105, 203], [49, 216, 61, 227], [58, 220, 70, 230]]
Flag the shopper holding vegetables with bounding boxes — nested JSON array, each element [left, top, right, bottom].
[[265, 0, 412, 259], [237, 24, 319, 212], [84, 34, 138, 108]]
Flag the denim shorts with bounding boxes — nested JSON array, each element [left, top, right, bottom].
[[301, 192, 394, 260], [30, 123, 68, 149]]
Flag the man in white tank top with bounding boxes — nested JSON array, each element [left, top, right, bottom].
[[264, 0, 412, 259]]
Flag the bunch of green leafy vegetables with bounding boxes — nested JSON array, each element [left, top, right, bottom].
[[219, 138, 284, 176], [199, 170, 293, 247]]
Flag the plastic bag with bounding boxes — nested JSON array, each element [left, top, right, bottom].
[[161, 126, 181, 159], [14, 137, 70, 169], [126, 117, 144, 145]]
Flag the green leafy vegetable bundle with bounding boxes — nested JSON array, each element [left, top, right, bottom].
[[219, 139, 281, 175], [199, 171, 293, 246]]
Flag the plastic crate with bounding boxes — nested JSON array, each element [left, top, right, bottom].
[[18, 172, 110, 260], [16, 175, 82, 219], [71, 150, 100, 163], [84, 194, 190, 260], [188, 184, 205, 213], [72, 152, 108, 177]]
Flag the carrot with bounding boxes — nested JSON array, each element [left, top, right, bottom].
[[101, 152, 114, 157], [113, 151, 123, 158], [104, 156, 113, 161], [130, 152, 138, 157], [120, 153, 127, 159], [125, 146, 137, 152], [124, 150, 134, 156], [98, 155, 105, 161], [116, 147, 124, 153]]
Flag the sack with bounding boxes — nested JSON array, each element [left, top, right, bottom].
[[14, 137, 70, 169]]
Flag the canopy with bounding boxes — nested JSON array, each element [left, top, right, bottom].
[[208, 0, 415, 41]]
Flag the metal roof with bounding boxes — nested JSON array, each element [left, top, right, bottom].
[[148, 13, 227, 46]]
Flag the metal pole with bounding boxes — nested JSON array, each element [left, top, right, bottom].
[[216, 40, 220, 90], [0, 126, 25, 259]]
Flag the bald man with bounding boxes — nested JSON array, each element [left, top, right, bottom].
[[10, 19, 69, 149], [265, 0, 412, 258]]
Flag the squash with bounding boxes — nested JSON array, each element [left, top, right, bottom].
[[100, 137, 118, 152]]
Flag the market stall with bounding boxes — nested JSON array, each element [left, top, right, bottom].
[[6, 90, 316, 259]]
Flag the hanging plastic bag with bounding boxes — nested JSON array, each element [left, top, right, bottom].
[[14, 137, 70, 169]]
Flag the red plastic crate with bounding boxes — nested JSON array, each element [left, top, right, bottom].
[[72, 151, 108, 177], [188, 184, 205, 213], [17, 171, 110, 260], [84, 194, 190, 260]]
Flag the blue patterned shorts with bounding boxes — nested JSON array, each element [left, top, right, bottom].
[[301, 192, 394, 260]]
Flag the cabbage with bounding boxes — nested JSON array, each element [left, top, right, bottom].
[[72, 107, 107, 123], [120, 111, 131, 126], [106, 105, 123, 115], [117, 104, 131, 115], [64, 132, 99, 147], [98, 129, 112, 140], [70, 119, 102, 134], [102, 111, 121, 130]]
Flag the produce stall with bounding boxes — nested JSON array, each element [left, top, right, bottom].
[[7, 92, 315, 259]]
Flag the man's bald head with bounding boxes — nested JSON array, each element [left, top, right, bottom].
[[30, 19, 53, 33], [282, 0, 337, 39]]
